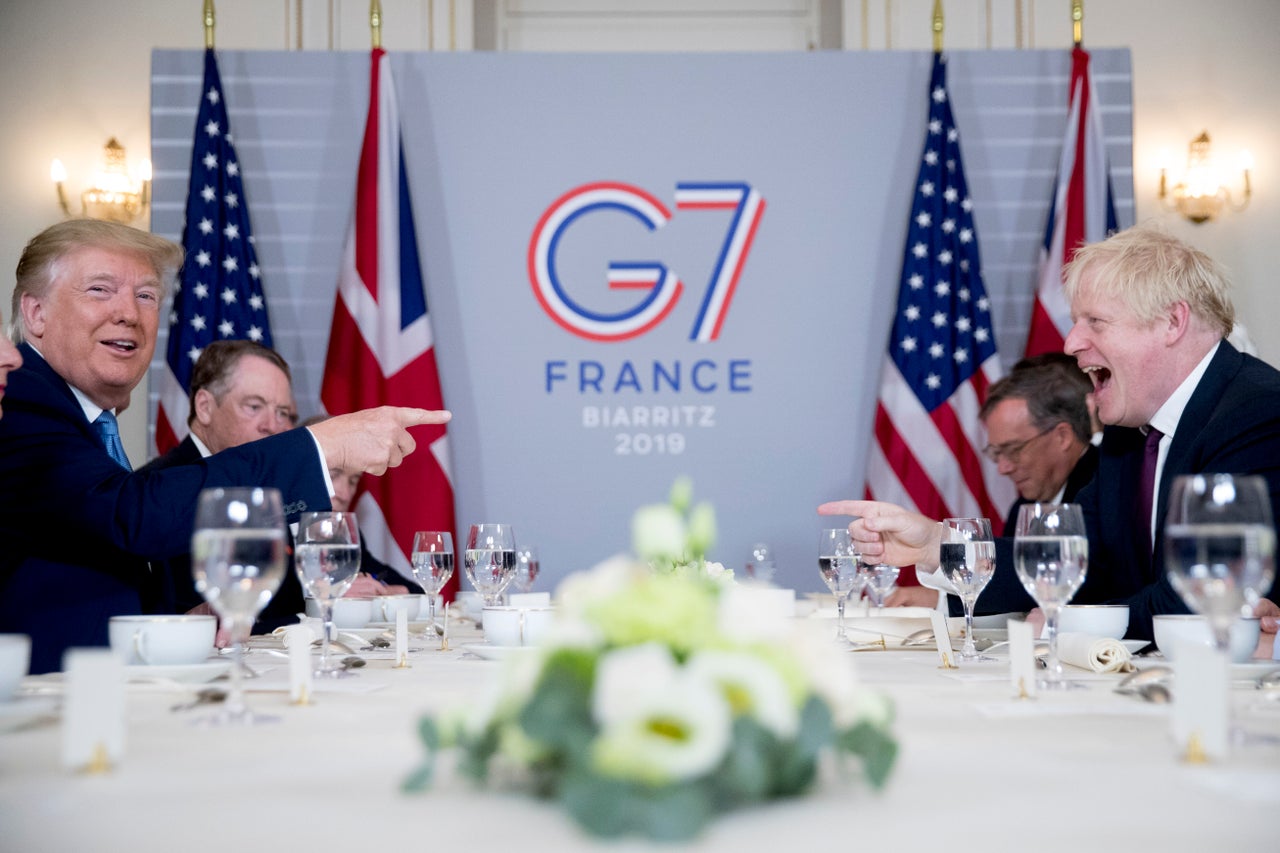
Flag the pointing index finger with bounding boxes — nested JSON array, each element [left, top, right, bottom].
[[394, 407, 453, 427]]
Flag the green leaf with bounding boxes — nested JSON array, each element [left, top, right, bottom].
[[771, 698, 833, 796], [519, 649, 597, 762], [416, 716, 441, 751], [400, 762, 434, 793], [840, 722, 899, 789], [561, 770, 712, 841], [714, 718, 775, 805]]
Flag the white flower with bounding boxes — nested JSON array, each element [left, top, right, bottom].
[[591, 644, 732, 784], [631, 504, 688, 562], [701, 560, 734, 584], [686, 649, 799, 739], [556, 554, 643, 618]]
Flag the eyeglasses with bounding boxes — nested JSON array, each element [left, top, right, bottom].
[[981, 425, 1056, 464]]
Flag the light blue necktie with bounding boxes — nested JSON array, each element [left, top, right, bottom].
[[93, 410, 132, 471]]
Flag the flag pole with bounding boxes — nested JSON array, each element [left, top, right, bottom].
[[1072, 0, 1083, 46], [370, 0, 382, 50], [203, 0, 215, 49], [931, 0, 944, 53]]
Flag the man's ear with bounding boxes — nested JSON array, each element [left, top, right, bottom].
[[1164, 300, 1191, 344], [20, 292, 45, 340], [192, 388, 217, 426]]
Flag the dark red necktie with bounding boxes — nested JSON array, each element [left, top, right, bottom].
[[1139, 426, 1163, 550]]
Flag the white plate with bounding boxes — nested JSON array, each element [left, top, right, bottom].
[[0, 697, 58, 730], [461, 644, 531, 661], [124, 661, 231, 683]]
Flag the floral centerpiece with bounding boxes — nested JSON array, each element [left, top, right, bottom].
[[404, 479, 897, 840]]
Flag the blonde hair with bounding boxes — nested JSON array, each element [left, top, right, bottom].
[[11, 219, 184, 342], [1062, 224, 1233, 337]]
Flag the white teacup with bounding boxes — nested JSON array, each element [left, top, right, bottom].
[[0, 634, 31, 702], [373, 594, 423, 623], [1058, 605, 1130, 639], [305, 596, 374, 629], [509, 592, 552, 608], [108, 615, 216, 666], [483, 606, 555, 647], [1153, 614, 1261, 663]]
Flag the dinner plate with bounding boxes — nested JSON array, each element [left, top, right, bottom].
[[124, 661, 231, 683], [0, 697, 58, 730], [461, 644, 531, 661]]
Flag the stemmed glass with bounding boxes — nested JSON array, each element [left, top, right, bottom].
[[411, 531, 455, 635], [191, 487, 287, 724], [942, 517, 997, 661], [465, 523, 517, 606], [1014, 503, 1088, 689], [294, 512, 362, 678], [512, 546, 540, 595], [818, 528, 862, 643], [746, 542, 777, 584], [1165, 474, 1276, 653], [862, 564, 901, 614]]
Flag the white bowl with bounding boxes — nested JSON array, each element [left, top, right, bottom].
[[1058, 605, 1130, 639], [1153, 615, 1261, 663], [305, 596, 374, 629]]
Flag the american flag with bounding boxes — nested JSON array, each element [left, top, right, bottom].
[[156, 48, 273, 454], [1025, 46, 1117, 357], [321, 48, 457, 596], [863, 52, 1014, 535]]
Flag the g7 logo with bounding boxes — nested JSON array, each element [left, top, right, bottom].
[[527, 181, 764, 342]]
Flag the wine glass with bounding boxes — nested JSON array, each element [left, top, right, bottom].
[[745, 542, 777, 584], [1165, 474, 1276, 653], [294, 512, 362, 677], [942, 517, 997, 661], [1014, 503, 1088, 689], [465, 523, 517, 606], [512, 546, 540, 594], [818, 528, 862, 643], [411, 531, 455, 635], [862, 564, 901, 615], [191, 487, 287, 724]]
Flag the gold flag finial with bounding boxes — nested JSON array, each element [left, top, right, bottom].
[[931, 0, 944, 53], [371, 0, 382, 49], [1072, 0, 1083, 46], [203, 0, 216, 50]]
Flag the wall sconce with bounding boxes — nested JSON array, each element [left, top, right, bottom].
[[1158, 131, 1252, 224], [51, 137, 151, 224]]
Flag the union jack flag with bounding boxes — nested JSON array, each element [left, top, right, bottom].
[[156, 48, 273, 454], [1025, 46, 1118, 357], [321, 48, 457, 596], [863, 52, 1014, 537]]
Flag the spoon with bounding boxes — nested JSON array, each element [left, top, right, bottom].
[[1114, 666, 1172, 695], [170, 687, 227, 712], [1134, 682, 1172, 703], [340, 655, 366, 670], [1256, 669, 1280, 690]]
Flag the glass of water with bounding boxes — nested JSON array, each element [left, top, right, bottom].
[[411, 531, 455, 633], [465, 523, 517, 606], [1014, 503, 1088, 689], [512, 546, 540, 595], [818, 528, 862, 643], [942, 517, 997, 661], [294, 512, 362, 677], [191, 487, 287, 724]]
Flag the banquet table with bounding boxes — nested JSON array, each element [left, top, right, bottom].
[[1, 619, 1277, 853]]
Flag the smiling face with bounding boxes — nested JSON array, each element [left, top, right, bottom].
[[1063, 274, 1183, 429], [20, 246, 161, 412], [0, 310, 23, 418]]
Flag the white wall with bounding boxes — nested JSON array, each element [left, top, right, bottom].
[[1, 0, 1277, 461]]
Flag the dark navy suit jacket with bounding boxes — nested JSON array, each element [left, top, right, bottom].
[[0, 345, 330, 673], [970, 343, 1280, 640]]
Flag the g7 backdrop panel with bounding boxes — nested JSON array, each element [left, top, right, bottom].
[[149, 49, 1133, 592]]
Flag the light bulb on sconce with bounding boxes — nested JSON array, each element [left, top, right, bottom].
[[51, 137, 151, 225], [1158, 131, 1252, 224]]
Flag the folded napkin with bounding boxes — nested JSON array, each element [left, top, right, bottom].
[[1056, 632, 1135, 673], [915, 567, 959, 596]]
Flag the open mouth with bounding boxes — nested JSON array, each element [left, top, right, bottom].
[[1080, 364, 1111, 392], [101, 339, 138, 354]]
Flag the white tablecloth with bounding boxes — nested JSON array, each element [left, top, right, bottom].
[[1, 622, 1276, 852]]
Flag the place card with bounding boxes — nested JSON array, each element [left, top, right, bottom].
[[284, 625, 313, 705], [1008, 619, 1037, 699], [394, 608, 410, 668], [928, 609, 956, 669], [1172, 642, 1229, 761], [62, 649, 125, 772], [441, 602, 451, 651]]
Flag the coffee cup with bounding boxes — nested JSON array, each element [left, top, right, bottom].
[[108, 615, 216, 666], [1153, 614, 1261, 663], [373, 594, 422, 623], [0, 634, 31, 701], [305, 596, 374, 629], [483, 606, 555, 647]]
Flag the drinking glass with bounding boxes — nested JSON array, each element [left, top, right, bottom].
[[1014, 503, 1088, 689], [411, 531, 455, 634], [1165, 474, 1276, 653], [942, 517, 997, 661], [294, 512, 362, 677], [818, 528, 862, 643], [746, 542, 777, 584], [465, 523, 517, 606], [191, 487, 287, 724], [862, 564, 901, 614], [512, 546, 540, 594]]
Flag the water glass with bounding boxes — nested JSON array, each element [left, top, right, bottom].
[[294, 512, 362, 677], [512, 546, 540, 594], [942, 517, 997, 661], [465, 523, 517, 606], [745, 542, 777, 584], [411, 531, 455, 634], [818, 528, 862, 643], [1014, 503, 1088, 688]]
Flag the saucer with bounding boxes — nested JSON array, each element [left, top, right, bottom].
[[124, 661, 231, 683]]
